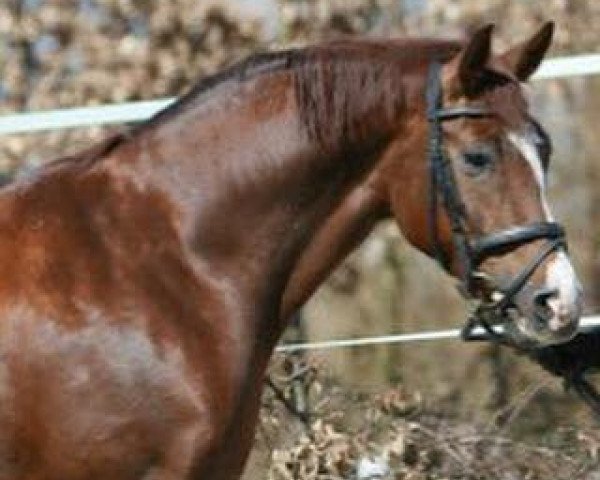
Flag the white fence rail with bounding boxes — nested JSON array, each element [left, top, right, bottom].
[[0, 99, 175, 135], [275, 315, 600, 352], [1, 51, 599, 352], [0, 53, 598, 135]]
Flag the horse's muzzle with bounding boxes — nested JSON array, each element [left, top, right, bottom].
[[509, 281, 582, 347]]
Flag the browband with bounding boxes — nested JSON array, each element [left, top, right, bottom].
[[428, 106, 491, 122]]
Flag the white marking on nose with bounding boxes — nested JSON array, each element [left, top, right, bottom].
[[507, 130, 582, 328], [546, 250, 582, 329]]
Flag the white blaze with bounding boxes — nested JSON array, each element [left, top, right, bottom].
[[507, 132, 553, 221], [507, 131, 582, 331]]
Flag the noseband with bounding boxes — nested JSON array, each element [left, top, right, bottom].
[[425, 61, 566, 342]]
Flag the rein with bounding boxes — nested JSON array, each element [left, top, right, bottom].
[[425, 61, 567, 344]]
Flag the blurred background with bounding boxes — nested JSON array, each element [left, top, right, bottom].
[[0, 1, 598, 478]]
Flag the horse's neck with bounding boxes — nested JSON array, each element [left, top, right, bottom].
[[280, 181, 388, 320], [108, 58, 410, 335]]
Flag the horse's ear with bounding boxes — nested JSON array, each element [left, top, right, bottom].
[[500, 22, 554, 81], [456, 24, 495, 98]]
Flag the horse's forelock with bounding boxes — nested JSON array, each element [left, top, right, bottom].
[[484, 80, 529, 128]]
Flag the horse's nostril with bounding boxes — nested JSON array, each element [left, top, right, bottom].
[[532, 287, 558, 322], [533, 287, 558, 307]]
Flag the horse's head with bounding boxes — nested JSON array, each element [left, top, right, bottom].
[[380, 22, 582, 347]]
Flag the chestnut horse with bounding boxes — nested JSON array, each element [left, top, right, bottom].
[[0, 23, 582, 479]]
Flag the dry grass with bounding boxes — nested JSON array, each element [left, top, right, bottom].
[[246, 355, 600, 480]]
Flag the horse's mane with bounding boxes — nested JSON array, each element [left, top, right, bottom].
[[291, 39, 463, 151], [44, 37, 466, 171], [140, 37, 464, 151]]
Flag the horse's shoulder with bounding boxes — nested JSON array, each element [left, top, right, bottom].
[[0, 304, 213, 479]]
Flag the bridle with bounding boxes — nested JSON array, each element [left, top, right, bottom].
[[425, 61, 567, 343]]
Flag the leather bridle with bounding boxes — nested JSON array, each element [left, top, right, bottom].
[[425, 61, 567, 343]]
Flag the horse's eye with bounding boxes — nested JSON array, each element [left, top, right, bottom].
[[463, 151, 492, 170]]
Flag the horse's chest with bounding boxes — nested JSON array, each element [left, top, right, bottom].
[[0, 313, 215, 479]]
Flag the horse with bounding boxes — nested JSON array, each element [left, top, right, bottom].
[[0, 22, 582, 479]]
